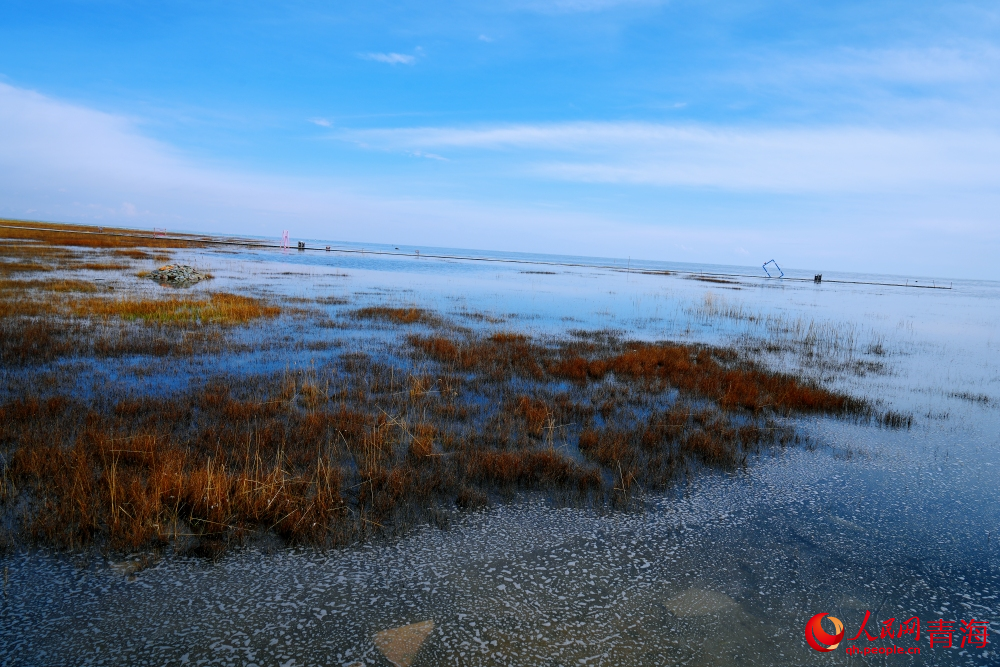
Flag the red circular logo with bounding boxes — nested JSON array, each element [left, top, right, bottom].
[[805, 613, 845, 652]]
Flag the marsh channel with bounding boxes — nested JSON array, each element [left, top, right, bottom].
[[1, 222, 999, 666]]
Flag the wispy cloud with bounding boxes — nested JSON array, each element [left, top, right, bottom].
[[359, 52, 416, 65], [344, 122, 1000, 193], [790, 45, 1000, 86], [309, 117, 332, 127], [719, 44, 1000, 124], [0, 82, 597, 245], [407, 150, 448, 161]]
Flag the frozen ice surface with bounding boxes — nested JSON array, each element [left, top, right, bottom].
[[2, 244, 998, 666]]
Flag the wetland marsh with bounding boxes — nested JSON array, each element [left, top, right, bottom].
[[1, 221, 998, 666]]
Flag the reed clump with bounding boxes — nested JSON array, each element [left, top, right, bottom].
[[2, 391, 353, 551]]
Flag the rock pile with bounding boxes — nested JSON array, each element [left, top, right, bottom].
[[146, 264, 209, 284]]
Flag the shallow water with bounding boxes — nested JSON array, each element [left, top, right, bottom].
[[2, 243, 999, 666]]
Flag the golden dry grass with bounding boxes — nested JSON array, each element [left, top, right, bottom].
[[411, 332, 867, 416], [0, 275, 278, 326], [354, 306, 435, 325], [0, 241, 80, 260], [0, 278, 99, 294], [4, 396, 347, 551], [0, 260, 53, 274], [114, 249, 172, 262], [0, 218, 204, 250], [75, 292, 281, 325], [76, 262, 131, 271]]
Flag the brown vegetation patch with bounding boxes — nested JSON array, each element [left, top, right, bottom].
[[76, 262, 132, 272], [410, 332, 866, 417], [74, 293, 280, 326], [0, 260, 53, 274], [0, 288, 276, 365], [3, 396, 347, 550], [409, 332, 547, 380], [0, 278, 100, 294], [0, 317, 234, 365], [0, 219, 204, 250], [459, 449, 601, 491], [353, 306, 435, 325], [114, 249, 171, 262], [0, 359, 607, 553]]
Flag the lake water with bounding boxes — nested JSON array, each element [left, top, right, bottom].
[[2, 241, 998, 666]]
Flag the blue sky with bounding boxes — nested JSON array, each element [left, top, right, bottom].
[[1, 1, 998, 278]]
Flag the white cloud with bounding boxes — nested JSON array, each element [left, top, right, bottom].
[[724, 44, 1000, 124], [344, 122, 1000, 193], [359, 52, 416, 65], [310, 117, 332, 127], [0, 82, 613, 246], [793, 45, 1000, 86], [478, 34, 494, 42], [411, 151, 449, 161]]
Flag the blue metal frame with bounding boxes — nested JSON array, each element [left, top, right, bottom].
[[762, 259, 784, 278]]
